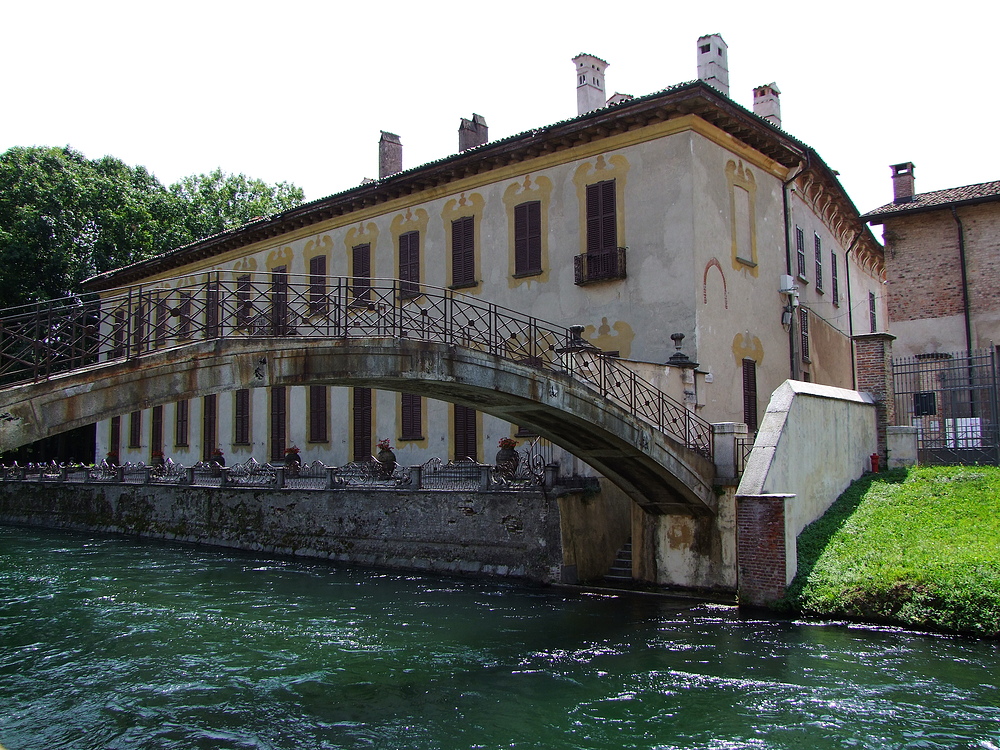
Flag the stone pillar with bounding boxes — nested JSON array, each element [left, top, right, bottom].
[[712, 422, 748, 484], [736, 493, 793, 606], [853, 332, 896, 459], [887, 426, 919, 469]]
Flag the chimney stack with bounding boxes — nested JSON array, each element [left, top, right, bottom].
[[459, 114, 488, 152], [573, 53, 609, 115], [379, 131, 402, 179], [753, 82, 781, 128], [696, 34, 729, 97], [891, 162, 916, 204]]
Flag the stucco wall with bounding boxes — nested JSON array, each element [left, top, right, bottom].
[[737, 380, 876, 586], [0, 484, 563, 583]]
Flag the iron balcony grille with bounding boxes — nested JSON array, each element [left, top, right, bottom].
[[574, 247, 627, 285]]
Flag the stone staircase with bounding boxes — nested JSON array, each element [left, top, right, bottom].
[[604, 539, 633, 586]]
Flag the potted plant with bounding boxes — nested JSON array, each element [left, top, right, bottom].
[[105, 451, 118, 467], [376, 438, 395, 476], [151, 450, 165, 469], [496, 437, 519, 471], [211, 448, 225, 467], [284, 445, 301, 475]]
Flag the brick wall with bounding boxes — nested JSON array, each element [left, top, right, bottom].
[[736, 494, 787, 606], [853, 332, 895, 456]]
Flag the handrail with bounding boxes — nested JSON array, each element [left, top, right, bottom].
[[0, 274, 712, 458]]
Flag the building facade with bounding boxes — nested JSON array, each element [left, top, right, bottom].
[[86, 37, 885, 472]]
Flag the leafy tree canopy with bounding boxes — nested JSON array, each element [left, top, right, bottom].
[[0, 146, 304, 308]]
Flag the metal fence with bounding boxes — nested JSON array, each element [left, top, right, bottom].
[[892, 347, 999, 465], [0, 274, 712, 458]]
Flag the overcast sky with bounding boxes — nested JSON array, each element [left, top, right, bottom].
[[2, 1, 994, 222]]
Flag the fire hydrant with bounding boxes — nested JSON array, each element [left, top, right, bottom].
[[870, 453, 880, 473]]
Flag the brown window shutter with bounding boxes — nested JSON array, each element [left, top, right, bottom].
[[129, 410, 141, 449], [234, 389, 250, 445], [399, 231, 420, 294], [353, 387, 372, 461], [110, 415, 121, 458], [514, 201, 542, 274], [309, 255, 327, 313], [452, 217, 475, 285], [453, 404, 477, 461], [309, 385, 328, 442], [742, 359, 758, 433], [401, 392, 422, 440], [202, 394, 218, 461], [271, 266, 288, 335], [586, 180, 617, 253], [151, 405, 164, 454], [270, 386, 287, 462], [353, 244, 371, 301], [175, 400, 189, 447]]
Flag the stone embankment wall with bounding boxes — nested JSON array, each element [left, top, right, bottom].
[[0, 483, 563, 582]]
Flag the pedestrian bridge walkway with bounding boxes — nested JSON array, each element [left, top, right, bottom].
[[0, 275, 717, 514]]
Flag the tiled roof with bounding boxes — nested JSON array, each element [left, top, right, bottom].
[[863, 179, 1000, 222]]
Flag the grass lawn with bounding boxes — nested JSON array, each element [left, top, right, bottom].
[[783, 465, 1000, 637]]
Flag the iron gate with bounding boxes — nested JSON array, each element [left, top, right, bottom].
[[892, 348, 1000, 465]]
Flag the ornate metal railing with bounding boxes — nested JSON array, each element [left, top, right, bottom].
[[0, 273, 711, 458]]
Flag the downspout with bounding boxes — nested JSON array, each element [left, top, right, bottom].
[[844, 230, 862, 390], [950, 207, 974, 355], [782, 161, 806, 380]]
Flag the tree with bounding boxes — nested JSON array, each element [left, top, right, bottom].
[[0, 147, 304, 308]]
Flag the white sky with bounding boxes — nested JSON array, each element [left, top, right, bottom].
[[2, 1, 996, 223]]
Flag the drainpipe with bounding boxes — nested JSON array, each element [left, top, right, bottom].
[[950, 207, 974, 355], [782, 161, 806, 380], [844, 230, 862, 390]]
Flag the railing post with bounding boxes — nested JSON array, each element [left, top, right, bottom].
[[59, 466, 68, 483], [116, 466, 125, 483], [543, 462, 559, 490], [712, 422, 747, 483], [479, 464, 491, 492], [219, 467, 230, 487], [143, 466, 152, 484], [275, 467, 285, 489], [408, 465, 422, 491], [185, 467, 195, 485], [325, 466, 338, 490]]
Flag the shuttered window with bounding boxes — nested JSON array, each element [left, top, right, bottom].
[[352, 244, 371, 302], [128, 410, 141, 449], [178, 293, 192, 339], [399, 231, 420, 297], [831, 252, 840, 306], [309, 385, 328, 443], [205, 280, 220, 338], [453, 404, 477, 461], [234, 389, 250, 445], [270, 386, 286, 462], [109, 416, 121, 459], [814, 234, 823, 292], [353, 387, 372, 462], [869, 292, 878, 333], [202, 394, 217, 462], [151, 405, 164, 455], [742, 359, 758, 433], [451, 216, 475, 287], [271, 266, 289, 335], [175, 400, 189, 447], [309, 255, 327, 314], [800, 308, 810, 362], [236, 274, 252, 329], [796, 227, 807, 278], [400, 393, 422, 440], [154, 296, 168, 347], [586, 180, 616, 253], [514, 201, 542, 276]]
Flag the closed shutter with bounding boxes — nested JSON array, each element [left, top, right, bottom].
[[175, 400, 189, 447], [586, 180, 616, 253], [128, 411, 141, 449], [353, 244, 371, 301], [234, 389, 250, 445], [151, 405, 164, 454], [353, 387, 372, 462], [800, 308, 810, 362], [236, 275, 252, 329], [399, 231, 420, 295], [110, 416, 121, 458], [205, 279, 219, 337], [270, 387, 287, 462], [514, 201, 541, 274], [452, 217, 475, 286], [271, 266, 288, 335], [454, 404, 477, 461], [309, 385, 328, 443], [401, 393, 422, 440], [742, 359, 758, 433], [309, 255, 327, 313], [202, 394, 217, 462]]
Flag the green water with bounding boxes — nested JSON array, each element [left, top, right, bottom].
[[0, 525, 997, 749]]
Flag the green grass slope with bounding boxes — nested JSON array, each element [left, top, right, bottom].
[[782, 466, 1000, 637]]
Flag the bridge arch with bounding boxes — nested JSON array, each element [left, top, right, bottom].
[[0, 337, 716, 515]]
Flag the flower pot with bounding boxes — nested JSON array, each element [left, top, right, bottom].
[[496, 447, 519, 472], [285, 453, 301, 476], [377, 449, 396, 477]]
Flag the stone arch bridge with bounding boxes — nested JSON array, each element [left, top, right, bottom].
[[0, 275, 717, 515]]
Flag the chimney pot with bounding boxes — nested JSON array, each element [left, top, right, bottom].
[[572, 53, 609, 115], [696, 34, 729, 97], [379, 131, 402, 179], [459, 113, 488, 152], [753, 82, 781, 128], [891, 162, 915, 204]]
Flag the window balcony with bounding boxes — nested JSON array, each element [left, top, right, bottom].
[[574, 246, 627, 285]]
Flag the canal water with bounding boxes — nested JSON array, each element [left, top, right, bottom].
[[1, 525, 997, 750]]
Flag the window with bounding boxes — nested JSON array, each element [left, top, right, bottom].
[[271, 266, 289, 335], [400, 393, 422, 440], [352, 244, 372, 302], [154, 296, 168, 347], [451, 216, 475, 287], [800, 308, 810, 362], [814, 234, 823, 292], [309, 256, 327, 314], [398, 231, 420, 297], [869, 292, 877, 333], [795, 227, 807, 279], [309, 385, 328, 443], [202, 394, 217, 462], [270, 387, 287, 462], [205, 280, 220, 338], [742, 359, 758, 433], [128, 411, 141, 449], [234, 389, 250, 445], [236, 274, 252, 329], [586, 180, 617, 253], [353, 387, 372, 462], [831, 252, 839, 306], [109, 415, 121, 459], [514, 201, 542, 276], [110, 307, 126, 359], [178, 292, 192, 339], [454, 404, 477, 461], [175, 400, 189, 447], [151, 405, 163, 455]]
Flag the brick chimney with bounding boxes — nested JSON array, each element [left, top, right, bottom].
[[696, 34, 729, 97], [459, 114, 488, 152], [379, 131, 402, 179], [891, 162, 915, 204], [573, 53, 608, 115], [753, 82, 781, 128]]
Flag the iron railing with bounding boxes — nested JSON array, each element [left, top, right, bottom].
[[573, 247, 627, 285], [0, 273, 711, 458]]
